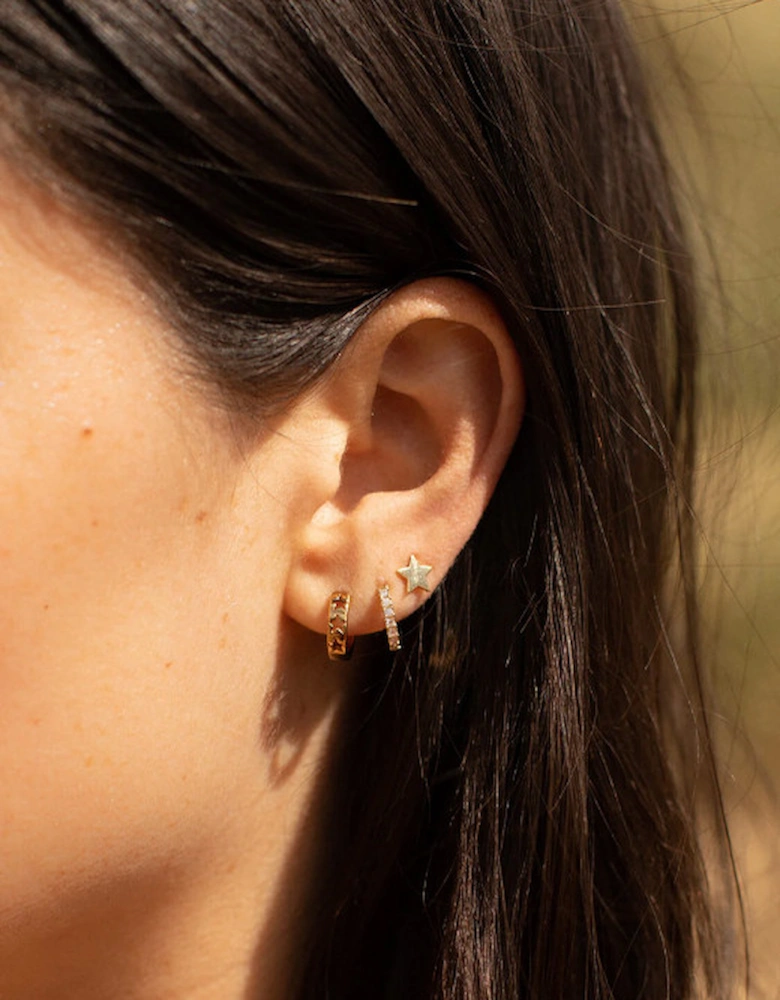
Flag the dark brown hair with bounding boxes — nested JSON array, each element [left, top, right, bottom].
[[0, 1, 734, 997]]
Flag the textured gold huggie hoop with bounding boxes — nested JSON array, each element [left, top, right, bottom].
[[377, 584, 401, 652], [326, 591, 354, 660]]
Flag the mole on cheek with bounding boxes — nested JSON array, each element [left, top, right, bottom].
[[81, 426, 94, 440]]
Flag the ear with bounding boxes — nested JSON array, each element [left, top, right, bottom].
[[282, 277, 524, 640]]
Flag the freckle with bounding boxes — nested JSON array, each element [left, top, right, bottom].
[[218, 636, 227, 650], [222, 612, 229, 625], [164, 661, 173, 670], [91, 519, 99, 528], [30, 716, 41, 727], [84, 756, 94, 768], [194, 510, 208, 524], [81, 426, 93, 439], [43, 604, 50, 611]]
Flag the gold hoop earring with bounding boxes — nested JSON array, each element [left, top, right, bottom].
[[326, 591, 354, 660], [378, 584, 401, 652]]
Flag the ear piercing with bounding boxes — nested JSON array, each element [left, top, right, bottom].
[[397, 554, 432, 593], [377, 584, 401, 652], [326, 591, 354, 660], [326, 556, 432, 659]]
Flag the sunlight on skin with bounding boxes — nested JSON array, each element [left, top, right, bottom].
[[0, 160, 342, 1000]]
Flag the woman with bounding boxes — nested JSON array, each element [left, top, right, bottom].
[[0, 1, 734, 998]]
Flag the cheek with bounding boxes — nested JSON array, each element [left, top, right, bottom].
[[0, 319, 197, 660], [0, 328, 261, 932]]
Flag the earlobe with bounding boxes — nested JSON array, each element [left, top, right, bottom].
[[282, 278, 524, 648]]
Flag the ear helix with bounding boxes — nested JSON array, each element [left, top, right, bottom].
[[325, 555, 434, 658]]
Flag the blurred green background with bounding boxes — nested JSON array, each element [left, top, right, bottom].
[[633, 2, 779, 992]]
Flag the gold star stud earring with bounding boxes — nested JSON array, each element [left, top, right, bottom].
[[397, 554, 432, 593]]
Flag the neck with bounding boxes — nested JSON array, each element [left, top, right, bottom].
[[0, 709, 340, 1000]]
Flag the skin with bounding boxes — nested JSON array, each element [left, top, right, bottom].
[[0, 161, 346, 999], [0, 158, 522, 998]]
